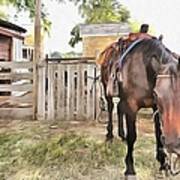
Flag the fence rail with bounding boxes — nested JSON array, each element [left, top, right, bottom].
[[0, 61, 33, 119]]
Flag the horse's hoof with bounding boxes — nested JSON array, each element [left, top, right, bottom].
[[105, 137, 113, 143], [124, 175, 137, 180], [159, 162, 170, 171], [124, 169, 136, 177], [106, 134, 114, 142], [120, 136, 126, 142]]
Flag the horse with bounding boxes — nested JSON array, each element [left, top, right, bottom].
[[154, 57, 180, 175], [97, 34, 154, 142], [106, 38, 179, 176]]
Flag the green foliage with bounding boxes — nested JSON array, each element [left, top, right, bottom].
[[0, 10, 7, 19], [62, 51, 82, 58], [0, 0, 51, 34], [50, 51, 62, 58], [69, 25, 82, 48], [76, 0, 130, 24], [69, 0, 130, 47], [129, 20, 141, 33]]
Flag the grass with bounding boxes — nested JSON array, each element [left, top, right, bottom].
[[0, 131, 125, 179], [0, 119, 178, 180]]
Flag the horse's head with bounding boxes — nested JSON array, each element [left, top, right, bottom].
[[154, 57, 180, 155]]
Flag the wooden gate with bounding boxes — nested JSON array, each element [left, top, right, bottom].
[[0, 61, 33, 119], [38, 58, 102, 121]]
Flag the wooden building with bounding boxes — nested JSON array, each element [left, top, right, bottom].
[[80, 23, 131, 57], [0, 19, 26, 62], [0, 19, 27, 95]]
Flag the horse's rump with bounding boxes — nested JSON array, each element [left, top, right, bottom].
[[96, 42, 119, 65]]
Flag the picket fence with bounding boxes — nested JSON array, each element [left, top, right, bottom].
[[37, 58, 103, 121]]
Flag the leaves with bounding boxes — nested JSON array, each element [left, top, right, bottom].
[[69, 0, 130, 47], [69, 25, 82, 48], [0, 0, 51, 34]]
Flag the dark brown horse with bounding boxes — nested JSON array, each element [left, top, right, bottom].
[[107, 38, 179, 176], [97, 34, 153, 142]]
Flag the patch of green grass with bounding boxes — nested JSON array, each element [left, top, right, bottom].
[[0, 133, 25, 178], [0, 122, 175, 180], [22, 133, 126, 170]]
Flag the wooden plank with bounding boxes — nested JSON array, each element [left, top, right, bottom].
[[76, 64, 86, 120], [0, 61, 33, 69], [0, 108, 33, 119], [0, 93, 32, 104], [37, 64, 46, 120], [80, 23, 130, 36], [56, 64, 65, 120], [0, 83, 32, 92], [83, 66, 88, 119], [47, 64, 55, 120], [95, 67, 101, 120], [63, 65, 68, 120], [87, 64, 95, 120], [66, 65, 75, 120], [0, 72, 33, 80]]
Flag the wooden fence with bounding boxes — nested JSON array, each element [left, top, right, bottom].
[[38, 58, 102, 121], [0, 61, 33, 119]]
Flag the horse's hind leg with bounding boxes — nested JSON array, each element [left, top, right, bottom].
[[117, 100, 126, 141], [124, 111, 137, 175], [153, 106, 167, 171], [106, 97, 114, 142]]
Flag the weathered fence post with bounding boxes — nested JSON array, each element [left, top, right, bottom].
[[37, 59, 47, 120], [33, 0, 41, 119], [47, 63, 56, 120]]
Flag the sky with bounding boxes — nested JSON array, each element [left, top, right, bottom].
[[7, 0, 180, 54]]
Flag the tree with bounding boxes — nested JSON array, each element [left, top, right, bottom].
[[0, 0, 51, 33], [68, 0, 130, 47], [50, 51, 62, 58]]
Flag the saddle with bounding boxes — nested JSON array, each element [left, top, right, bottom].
[[96, 32, 154, 65], [118, 32, 153, 55]]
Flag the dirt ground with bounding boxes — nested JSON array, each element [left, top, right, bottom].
[[0, 110, 154, 139]]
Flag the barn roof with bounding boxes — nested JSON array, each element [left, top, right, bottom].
[[0, 19, 26, 33], [80, 23, 131, 37]]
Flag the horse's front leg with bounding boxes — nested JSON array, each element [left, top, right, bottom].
[[124, 112, 137, 176], [117, 100, 126, 141], [153, 106, 167, 171], [106, 97, 114, 142]]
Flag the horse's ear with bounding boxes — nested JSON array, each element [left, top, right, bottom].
[[158, 34, 163, 42]]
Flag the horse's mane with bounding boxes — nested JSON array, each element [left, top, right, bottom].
[[96, 42, 120, 65]]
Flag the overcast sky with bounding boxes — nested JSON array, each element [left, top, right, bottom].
[[9, 0, 180, 54]]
